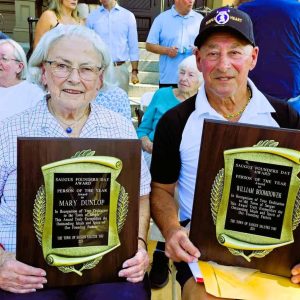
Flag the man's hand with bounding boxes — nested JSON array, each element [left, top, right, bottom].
[[118, 248, 149, 283], [291, 264, 300, 284], [166, 46, 178, 58], [165, 227, 200, 263], [131, 71, 139, 84], [0, 253, 47, 293]]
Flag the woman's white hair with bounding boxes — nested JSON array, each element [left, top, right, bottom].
[[0, 39, 27, 80], [28, 25, 116, 91], [177, 55, 203, 82]]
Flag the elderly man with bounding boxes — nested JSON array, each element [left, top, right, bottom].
[[86, 0, 139, 92], [146, 0, 203, 88], [150, 6, 300, 300]]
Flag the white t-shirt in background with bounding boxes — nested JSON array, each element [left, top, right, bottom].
[[0, 80, 45, 122]]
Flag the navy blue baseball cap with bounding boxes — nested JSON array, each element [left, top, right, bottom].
[[194, 6, 255, 47]]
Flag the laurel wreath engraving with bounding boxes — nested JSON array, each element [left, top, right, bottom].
[[211, 140, 300, 261], [253, 140, 279, 148], [33, 150, 128, 275], [33, 186, 46, 246], [117, 186, 129, 233], [71, 149, 96, 158]]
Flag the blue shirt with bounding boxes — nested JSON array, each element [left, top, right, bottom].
[[94, 87, 131, 121], [239, 0, 300, 99], [146, 5, 203, 84], [86, 4, 139, 62], [136, 87, 180, 141]]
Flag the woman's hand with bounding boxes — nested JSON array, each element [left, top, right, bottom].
[[118, 247, 149, 283], [141, 137, 153, 154], [0, 252, 47, 293]]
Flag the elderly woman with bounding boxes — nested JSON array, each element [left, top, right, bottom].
[[136, 55, 203, 289], [33, 0, 84, 49], [137, 55, 203, 166], [0, 39, 44, 121], [0, 25, 150, 299]]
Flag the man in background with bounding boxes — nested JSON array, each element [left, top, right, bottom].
[[239, 0, 300, 106], [146, 0, 203, 88], [86, 0, 139, 92]]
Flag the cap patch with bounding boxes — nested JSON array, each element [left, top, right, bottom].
[[215, 10, 230, 25]]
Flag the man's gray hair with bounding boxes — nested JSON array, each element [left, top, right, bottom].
[[28, 25, 116, 90], [0, 39, 27, 80]]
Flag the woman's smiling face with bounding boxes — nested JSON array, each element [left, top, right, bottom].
[[42, 36, 103, 112]]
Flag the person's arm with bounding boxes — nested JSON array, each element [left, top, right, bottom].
[[130, 61, 139, 84], [140, 136, 153, 153], [136, 94, 158, 152], [145, 14, 178, 58], [127, 13, 139, 85], [118, 121, 151, 282], [0, 127, 47, 293], [151, 181, 199, 263], [33, 10, 57, 49], [150, 103, 200, 263], [146, 42, 178, 58], [118, 195, 150, 283], [0, 249, 47, 293]]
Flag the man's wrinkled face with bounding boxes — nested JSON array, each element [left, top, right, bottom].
[[195, 32, 258, 99]]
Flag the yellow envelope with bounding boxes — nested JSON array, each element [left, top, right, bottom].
[[200, 261, 300, 300]]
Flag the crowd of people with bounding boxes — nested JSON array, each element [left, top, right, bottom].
[[0, 0, 300, 299]]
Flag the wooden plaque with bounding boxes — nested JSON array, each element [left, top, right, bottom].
[[17, 137, 141, 287], [190, 120, 300, 278]]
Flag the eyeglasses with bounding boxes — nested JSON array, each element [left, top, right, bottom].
[[44, 60, 103, 81], [0, 56, 20, 64]]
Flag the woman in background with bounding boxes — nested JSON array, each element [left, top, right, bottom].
[[137, 55, 203, 167], [0, 39, 44, 121], [33, 0, 84, 48]]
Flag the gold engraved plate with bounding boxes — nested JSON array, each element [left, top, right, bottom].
[[211, 141, 300, 262], [33, 150, 128, 275]]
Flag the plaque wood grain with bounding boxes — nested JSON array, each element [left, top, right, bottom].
[[190, 120, 300, 278], [17, 138, 141, 287]]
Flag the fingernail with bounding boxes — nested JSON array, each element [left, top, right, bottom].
[[41, 271, 46, 276], [118, 271, 124, 277]]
